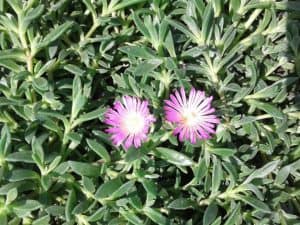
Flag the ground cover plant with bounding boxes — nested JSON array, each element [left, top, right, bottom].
[[0, 0, 300, 224]]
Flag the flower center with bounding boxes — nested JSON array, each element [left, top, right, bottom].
[[181, 108, 199, 127], [122, 111, 145, 134]]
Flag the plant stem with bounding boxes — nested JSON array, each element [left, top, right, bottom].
[[84, 23, 99, 40], [26, 51, 33, 73]]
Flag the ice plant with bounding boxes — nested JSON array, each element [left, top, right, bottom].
[[104, 96, 155, 149], [164, 88, 219, 144]]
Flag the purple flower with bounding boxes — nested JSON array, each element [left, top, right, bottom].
[[164, 87, 220, 144], [104, 96, 155, 149]]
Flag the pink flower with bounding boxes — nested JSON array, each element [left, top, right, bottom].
[[104, 96, 155, 149], [164, 87, 219, 144]]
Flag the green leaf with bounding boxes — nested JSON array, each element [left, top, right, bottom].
[[159, 19, 169, 43], [9, 169, 39, 182], [211, 157, 222, 194], [246, 77, 298, 100], [6, 0, 21, 14], [0, 49, 26, 62], [223, 161, 238, 185], [69, 161, 100, 177], [86, 139, 111, 162], [73, 199, 91, 215], [32, 215, 50, 225], [128, 75, 141, 96], [71, 75, 86, 121], [22, 5, 44, 31], [168, 198, 194, 210], [164, 31, 176, 57], [66, 132, 82, 148], [88, 207, 106, 222], [45, 206, 65, 218], [141, 179, 157, 197], [32, 77, 49, 91], [0, 214, 7, 225], [63, 64, 85, 76], [73, 107, 105, 126], [212, 0, 222, 17], [247, 100, 284, 119], [37, 21, 73, 50], [112, 0, 146, 12], [194, 158, 207, 184], [129, 195, 143, 210], [41, 174, 53, 191], [0, 125, 11, 157], [0, 182, 26, 195], [166, 18, 196, 42], [221, 26, 236, 54], [12, 200, 41, 217], [230, 0, 240, 12], [202, 3, 214, 44], [119, 46, 157, 59], [120, 209, 144, 225], [133, 12, 151, 39], [42, 118, 63, 136], [125, 147, 147, 163], [154, 147, 194, 166], [211, 217, 222, 225], [6, 188, 17, 205], [243, 160, 280, 184], [143, 207, 169, 225], [133, 60, 162, 76], [110, 181, 135, 199], [65, 189, 76, 222], [224, 204, 241, 225], [82, 0, 97, 20], [47, 156, 62, 173], [32, 136, 45, 166], [233, 116, 257, 126], [95, 178, 122, 199], [235, 194, 271, 213], [275, 165, 291, 185], [203, 204, 218, 225], [35, 59, 56, 78], [6, 151, 34, 163], [208, 148, 235, 157], [1, 216, 9, 224], [191, 0, 205, 16], [82, 176, 95, 193], [0, 59, 23, 72], [182, 18, 200, 38]]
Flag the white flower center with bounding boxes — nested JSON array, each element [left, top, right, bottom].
[[181, 108, 200, 127], [122, 112, 145, 134]]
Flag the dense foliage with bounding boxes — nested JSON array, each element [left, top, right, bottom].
[[0, 0, 300, 224]]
